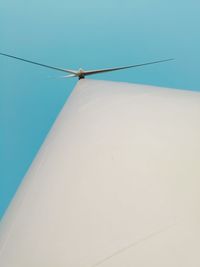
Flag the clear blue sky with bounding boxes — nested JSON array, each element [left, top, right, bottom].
[[0, 0, 200, 218]]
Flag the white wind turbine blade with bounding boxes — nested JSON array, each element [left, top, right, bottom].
[[0, 52, 76, 74], [83, 58, 174, 76], [61, 74, 77, 78]]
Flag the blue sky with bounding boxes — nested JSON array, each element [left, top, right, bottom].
[[0, 0, 200, 218]]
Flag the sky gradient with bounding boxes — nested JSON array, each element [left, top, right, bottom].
[[1, 0, 200, 218]]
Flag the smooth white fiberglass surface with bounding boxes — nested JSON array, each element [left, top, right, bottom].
[[0, 79, 200, 266]]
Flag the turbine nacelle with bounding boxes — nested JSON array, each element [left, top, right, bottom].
[[76, 68, 85, 79]]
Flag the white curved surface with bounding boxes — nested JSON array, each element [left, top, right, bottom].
[[0, 79, 200, 266]]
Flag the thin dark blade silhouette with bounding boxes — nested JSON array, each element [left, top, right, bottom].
[[84, 58, 174, 76], [0, 52, 75, 74]]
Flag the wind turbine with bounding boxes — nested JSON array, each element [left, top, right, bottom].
[[2, 50, 200, 267], [0, 52, 174, 79]]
